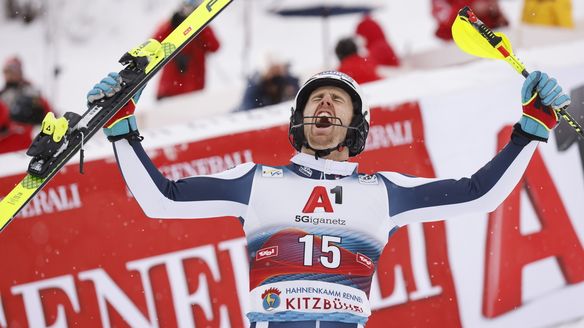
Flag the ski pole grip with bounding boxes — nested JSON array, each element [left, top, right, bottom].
[[522, 70, 584, 138]]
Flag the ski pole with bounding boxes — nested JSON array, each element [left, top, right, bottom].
[[451, 6, 583, 138]]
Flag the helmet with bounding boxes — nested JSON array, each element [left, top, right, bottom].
[[288, 71, 370, 157]]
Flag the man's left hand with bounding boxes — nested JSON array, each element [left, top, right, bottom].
[[519, 71, 571, 141]]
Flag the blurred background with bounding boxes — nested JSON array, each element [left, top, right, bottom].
[[0, 0, 582, 136], [1, 1, 584, 327]]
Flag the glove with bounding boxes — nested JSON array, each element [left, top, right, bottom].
[[86, 72, 123, 104], [87, 72, 143, 141], [91, 39, 161, 141], [519, 71, 571, 141]]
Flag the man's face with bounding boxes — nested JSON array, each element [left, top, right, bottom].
[[302, 85, 354, 150], [3, 66, 22, 84]]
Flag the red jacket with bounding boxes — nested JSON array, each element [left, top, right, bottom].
[[153, 23, 220, 99], [0, 101, 32, 154], [356, 15, 400, 67], [432, 0, 508, 40], [337, 54, 382, 85]]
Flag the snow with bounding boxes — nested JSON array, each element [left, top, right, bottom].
[[0, 0, 581, 117], [1, 0, 584, 174], [2, 1, 584, 327]]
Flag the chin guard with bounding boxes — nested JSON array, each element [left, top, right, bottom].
[[288, 71, 370, 157]]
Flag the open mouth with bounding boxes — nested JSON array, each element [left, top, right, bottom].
[[313, 111, 335, 128], [315, 116, 332, 128]]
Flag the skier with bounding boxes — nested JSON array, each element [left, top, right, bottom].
[[88, 69, 569, 328]]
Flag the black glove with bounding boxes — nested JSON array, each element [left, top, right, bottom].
[[10, 95, 45, 124]]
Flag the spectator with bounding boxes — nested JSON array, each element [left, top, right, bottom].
[[153, 0, 220, 100], [0, 56, 53, 126], [432, 0, 508, 40], [335, 37, 381, 84], [5, 0, 39, 23], [522, 0, 574, 28], [0, 100, 32, 154], [356, 15, 400, 67], [237, 58, 300, 111]]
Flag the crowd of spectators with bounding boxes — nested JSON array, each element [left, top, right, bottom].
[[0, 0, 576, 153]]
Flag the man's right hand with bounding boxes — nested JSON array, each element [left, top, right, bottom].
[[88, 72, 142, 141], [87, 72, 123, 104]]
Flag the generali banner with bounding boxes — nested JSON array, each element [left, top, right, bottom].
[[1, 65, 584, 327]]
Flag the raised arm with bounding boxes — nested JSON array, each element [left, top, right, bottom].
[[380, 129, 535, 226], [89, 72, 255, 219], [380, 71, 571, 227]]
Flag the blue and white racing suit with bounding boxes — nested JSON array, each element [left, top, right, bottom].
[[111, 129, 537, 327]]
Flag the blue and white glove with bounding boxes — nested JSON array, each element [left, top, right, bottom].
[[86, 72, 143, 141], [519, 71, 571, 141], [87, 72, 122, 103]]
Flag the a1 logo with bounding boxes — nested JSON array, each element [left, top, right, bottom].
[[302, 186, 342, 213]]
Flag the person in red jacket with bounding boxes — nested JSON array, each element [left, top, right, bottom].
[[0, 100, 32, 154], [0, 56, 53, 154], [355, 15, 400, 67], [432, 0, 508, 40], [335, 37, 381, 84], [153, 0, 220, 99], [1, 56, 53, 125]]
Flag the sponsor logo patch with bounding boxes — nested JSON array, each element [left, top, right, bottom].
[[183, 26, 192, 36], [358, 174, 378, 185], [299, 165, 313, 177], [356, 253, 373, 269], [261, 288, 281, 311], [256, 246, 278, 261], [262, 166, 283, 178]]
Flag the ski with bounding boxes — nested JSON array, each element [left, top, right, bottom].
[[0, 0, 233, 232]]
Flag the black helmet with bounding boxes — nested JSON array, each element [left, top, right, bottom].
[[288, 71, 370, 157]]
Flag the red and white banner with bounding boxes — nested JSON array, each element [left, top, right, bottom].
[[1, 65, 584, 327]]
